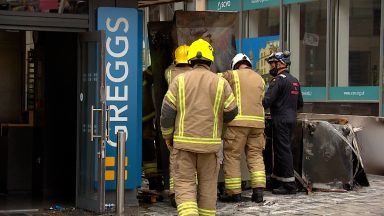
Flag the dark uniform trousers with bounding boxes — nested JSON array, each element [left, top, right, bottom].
[[272, 118, 296, 190]]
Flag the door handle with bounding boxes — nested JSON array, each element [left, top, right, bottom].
[[91, 105, 102, 141]]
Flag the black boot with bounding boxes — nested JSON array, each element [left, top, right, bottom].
[[272, 186, 296, 195], [169, 193, 176, 208], [219, 193, 242, 203], [251, 188, 264, 203]]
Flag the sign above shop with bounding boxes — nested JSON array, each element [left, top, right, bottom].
[[207, 0, 315, 11]]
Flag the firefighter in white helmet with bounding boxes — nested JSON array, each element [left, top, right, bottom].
[[219, 53, 266, 203], [160, 39, 238, 215]]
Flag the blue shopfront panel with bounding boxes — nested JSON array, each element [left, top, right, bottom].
[[98, 7, 142, 190]]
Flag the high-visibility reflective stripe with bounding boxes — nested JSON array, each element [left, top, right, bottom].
[[225, 184, 241, 189], [161, 127, 174, 136], [251, 171, 266, 177], [174, 138, 221, 145], [143, 162, 157, 173], [170, 177, 174, 189], [225, 178, 241, 183], [177, 202, 198, 215], [178, 76, 186, 136], [251, 171, 266, 184], [198, 208, 216, 216], [261, 79, 266, 117], [174, 136, 221, 141], [234, 115, 265, 122], [225, 177, 242, 189], [213, 79, 224, 138], [271, 173, 295, 182], [224, 93, 235, 109], [166, 91, 176, 105], [233, 70, 242, 115], [179, 209, 199, 216], [178, 201, 197, 208], [174, 135, 221, 145], [166, 69, 172, 85]]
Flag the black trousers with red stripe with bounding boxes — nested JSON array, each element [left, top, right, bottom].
[[272, 118, 296, 190]]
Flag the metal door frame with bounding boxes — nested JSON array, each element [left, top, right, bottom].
[[76, 30, 106, 213]]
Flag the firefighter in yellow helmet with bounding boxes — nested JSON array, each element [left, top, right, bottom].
[[219, 53, 266, 203], [164, 44, 192, 208], [160, 38, 238, 216]]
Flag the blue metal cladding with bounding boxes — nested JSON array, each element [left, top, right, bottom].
[[97, 7, 142, 190]]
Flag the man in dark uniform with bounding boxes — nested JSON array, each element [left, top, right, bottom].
[[263, 51, 303, 195]]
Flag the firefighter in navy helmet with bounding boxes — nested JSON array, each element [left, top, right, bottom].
[[263, 51, 303, 194]]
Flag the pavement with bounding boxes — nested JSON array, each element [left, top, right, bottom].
[[140, 174, 384, 216], [1, 175, 383, 216]]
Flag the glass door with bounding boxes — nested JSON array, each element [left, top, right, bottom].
[[76, 31, 106, 213]]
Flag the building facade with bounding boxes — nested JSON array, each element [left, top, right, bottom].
[[144, 0, 384, 117]]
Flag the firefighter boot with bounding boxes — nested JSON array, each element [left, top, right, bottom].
[[272, 185, 297, 195], [219, 193, 242, 203], [251, 188, 264, 203]]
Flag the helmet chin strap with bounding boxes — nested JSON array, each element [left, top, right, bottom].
[[277, 66, 286, 74]]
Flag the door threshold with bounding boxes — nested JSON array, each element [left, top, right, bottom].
[[0, 209, 39, 214]]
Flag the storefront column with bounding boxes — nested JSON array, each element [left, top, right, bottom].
[[337, 0, 350, 87], [159, 4, 172, 21], [196, 0, 206, 11], [380, 0, 384, 116], [289, 4, 300, 80]]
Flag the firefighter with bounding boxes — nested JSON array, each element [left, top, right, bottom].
[[160, 38, 238, 216], [142, 66, 163, 191], [164, 44, 192, 208], [219, 53, 266, 203], [263, 51, 303, 195]]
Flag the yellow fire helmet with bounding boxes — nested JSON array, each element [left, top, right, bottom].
[[174, 44, 189, 65], [187, 38, 214, 63]]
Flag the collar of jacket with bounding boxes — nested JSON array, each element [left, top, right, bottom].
[[193, 64, 211, 70], [278, 69, 289, 75]]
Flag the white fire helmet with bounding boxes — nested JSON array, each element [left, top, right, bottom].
[[231, 53, 252, 70]]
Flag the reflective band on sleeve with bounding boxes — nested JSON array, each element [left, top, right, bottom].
[[213, 79, 224, 138], [166, 69, 172, 85], [161, 127, 174, 136], [165, 91, 176, 105], [233, 70, 242, 115], [224, 93, 235, 109], [178, 75, 186, 136]]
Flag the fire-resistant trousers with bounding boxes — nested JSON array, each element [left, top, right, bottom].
[[223, 126, 266, 195], [169, 148, 175, 194], [272, 119, 296, 190], [173, 149, 219, 216]]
